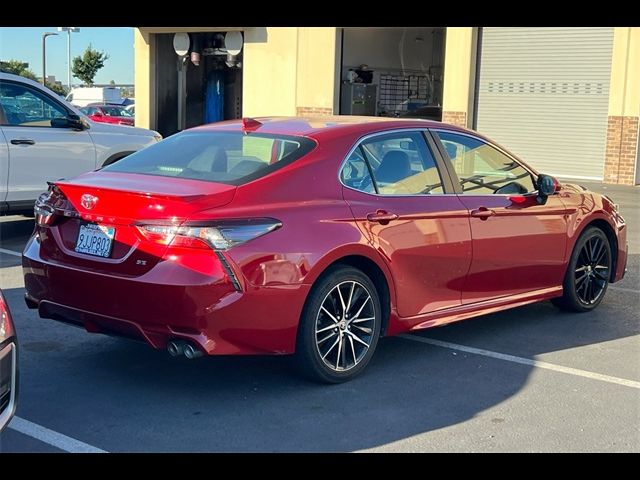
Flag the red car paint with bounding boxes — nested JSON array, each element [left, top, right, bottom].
[[80, 104, 134, 126], [22, 117, 628, 356]]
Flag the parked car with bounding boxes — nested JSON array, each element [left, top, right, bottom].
[[0, 72, 162, 215], [0, 289, 17, 432], [23, 116, 628, 383], [79, 104, 134, 126]]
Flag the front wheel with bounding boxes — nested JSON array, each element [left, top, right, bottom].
[[294, 266, 382, 383], [552, 226, 612, 312]]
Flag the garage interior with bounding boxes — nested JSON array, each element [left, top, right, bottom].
[[154, 32, 243, 138], [339, 28, 446, 120]]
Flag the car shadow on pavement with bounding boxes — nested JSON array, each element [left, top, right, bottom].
[[4, 253, 638, 452]]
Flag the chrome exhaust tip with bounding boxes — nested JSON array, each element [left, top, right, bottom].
[[183, 343, 203, 359], [167, 340, 185, 357]]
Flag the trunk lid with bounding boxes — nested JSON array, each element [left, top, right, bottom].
[[38, 171, 235, 276]]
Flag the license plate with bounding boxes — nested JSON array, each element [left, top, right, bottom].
[[75, 223, 115, 258]]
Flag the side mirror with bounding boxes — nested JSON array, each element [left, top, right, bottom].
[[51, 114, 87, 131], [536, 174, 559, 204]]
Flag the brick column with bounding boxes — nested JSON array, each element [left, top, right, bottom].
[[604, 116, 639, 185], [442, 111, 467, 128], [296, 107, 333, 117], [604, 27, 640, 185]]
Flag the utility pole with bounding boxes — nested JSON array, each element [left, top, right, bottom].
[[42, 32, 58, 86], [58, 27, 80, 90]]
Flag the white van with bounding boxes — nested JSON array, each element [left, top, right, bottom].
[[65, 86, 122, 107]]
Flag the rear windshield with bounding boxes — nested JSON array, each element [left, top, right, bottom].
[[104, 131, 316, 185]]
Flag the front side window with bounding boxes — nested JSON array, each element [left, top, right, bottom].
[[0, 81, 67, 127], [341, 131, 444, 195], [104, 131, 316, 185], [436, 131, 535, 195]]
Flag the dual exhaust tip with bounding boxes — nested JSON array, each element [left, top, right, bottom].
[[167, 339, 203, 359]]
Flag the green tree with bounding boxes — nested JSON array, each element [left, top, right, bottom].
[[71, 44, 109, 86], [0, 59, 38, 81], [46, 81, 67, 96]]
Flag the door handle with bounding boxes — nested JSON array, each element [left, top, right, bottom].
[[367, 210, 399, 224], [10, 139, 35, 146], [470, 207, 495, 220]]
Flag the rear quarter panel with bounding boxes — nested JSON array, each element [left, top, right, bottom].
[[186, 136, 399, 310]]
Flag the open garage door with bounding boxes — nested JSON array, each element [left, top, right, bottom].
[[474, 27, 614, 181], [339, 28, 445, 120]]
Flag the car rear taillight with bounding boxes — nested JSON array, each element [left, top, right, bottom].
[[137, 219, 282, 251], [34, 192, 56, 226], [34, 185, 78, 226], [0, 292, 14, 342]]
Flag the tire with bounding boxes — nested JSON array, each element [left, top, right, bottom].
[[552, 226, 612, 312], [294, 265, 382, 383]]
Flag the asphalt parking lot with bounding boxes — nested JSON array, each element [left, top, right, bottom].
[[0, 181, 638, 452]]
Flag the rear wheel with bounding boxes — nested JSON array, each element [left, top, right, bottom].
[[294, 266, 381, 383], [552, 227, 612, 312]]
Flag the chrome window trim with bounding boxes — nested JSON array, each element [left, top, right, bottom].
[[0, 342, 17, 432], [337, 127, 451, 198]]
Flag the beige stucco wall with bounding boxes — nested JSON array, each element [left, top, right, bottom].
[[608, 27, 640, 117], [295, 28, 337, 113], [242, 27, 298, 117], [133, 29, 154, 130], [441, 27, 477, 126]]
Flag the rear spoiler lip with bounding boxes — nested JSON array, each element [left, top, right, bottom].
[[51, 179, 212, 203]]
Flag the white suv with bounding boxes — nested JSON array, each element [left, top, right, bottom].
[[0, 73, 161, 214]]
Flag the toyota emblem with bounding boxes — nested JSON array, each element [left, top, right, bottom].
[[81, 194, 98, 210]]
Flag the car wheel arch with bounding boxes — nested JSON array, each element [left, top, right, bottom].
[[578, 218, 619, 282], [302, 250, 395, 337]]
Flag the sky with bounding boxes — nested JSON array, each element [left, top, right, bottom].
[[0, 27, 134, 85]]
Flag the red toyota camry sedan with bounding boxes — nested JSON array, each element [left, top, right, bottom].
[[22, 117, 628, 383]]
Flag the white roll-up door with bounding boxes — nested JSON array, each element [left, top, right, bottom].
[[475, 27, 614, 180]]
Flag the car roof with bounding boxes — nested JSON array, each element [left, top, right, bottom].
[[189, 115, 473, 141]]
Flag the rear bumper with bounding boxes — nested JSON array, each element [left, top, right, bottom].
[[23, 236, 310, 355]]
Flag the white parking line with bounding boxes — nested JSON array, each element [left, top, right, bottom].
[[0, 247, 22, 258], [9, 416, 108, 453], [399, 334, 640, 389]]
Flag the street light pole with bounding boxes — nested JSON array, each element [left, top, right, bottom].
[[58, 27, 80, 90], [41, 32, 59, 86]]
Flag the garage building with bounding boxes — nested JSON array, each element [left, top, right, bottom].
[[134, 27, 639, 185]]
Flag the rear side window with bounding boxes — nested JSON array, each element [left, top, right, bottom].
[[104, 131, 316, 185], [340, 131, 444, 195]]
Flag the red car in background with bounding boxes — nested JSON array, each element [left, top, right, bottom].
[[22, 116, 627, 383], [80, 104, 134, 126]]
